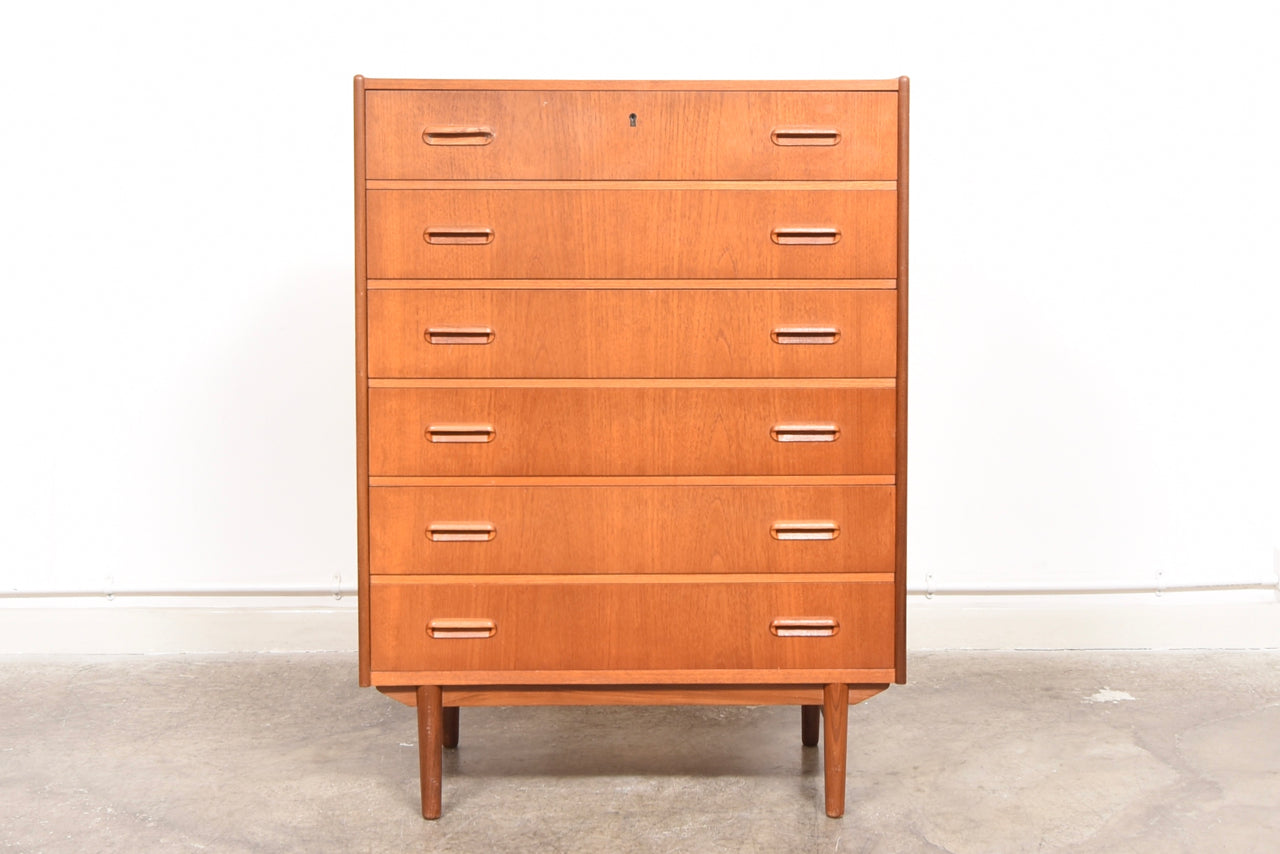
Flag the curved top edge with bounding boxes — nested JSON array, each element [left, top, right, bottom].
[[359, 79, 902, 92]]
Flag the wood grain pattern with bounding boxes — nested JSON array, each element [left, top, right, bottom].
[[895, 77, 910, 685], [369, 485, 895, 575], [355, 78, 908, 818], [377, 684, 888, 707], [370, 378, 893, 389], [452, 686, 822, 706], [823, 682, 850, 817], [369, 578, 895, 672], [370, 475, 894, 486], [368, 289, 896, 379], [367, 386, 896, 476], [373, 573, 894, 586], [365, 188, 897, 279], [444, 685, 886, 706], [416, 685, 442, 819], [371, 668, 898, 686], [363, 80, 901, 92], [367, 278, 897, 290], [367, 180, 897, 190], [354, 75, 371, 687]]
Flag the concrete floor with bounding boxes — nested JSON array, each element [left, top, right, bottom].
[[0, 652, 1277, 853]]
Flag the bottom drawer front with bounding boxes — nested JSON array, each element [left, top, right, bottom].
[[370, 485, 895, 575], [369, 578, 894, 672]]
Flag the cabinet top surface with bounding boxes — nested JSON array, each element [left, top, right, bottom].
[[357, 78, 905, 91]]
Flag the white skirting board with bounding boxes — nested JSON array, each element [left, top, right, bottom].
[[908, 593, 1280, 650], [0, 592, 1276, 654], [0, 602, 360, 655]]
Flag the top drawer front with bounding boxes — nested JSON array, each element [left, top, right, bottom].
[[365, 90, 897, 180]]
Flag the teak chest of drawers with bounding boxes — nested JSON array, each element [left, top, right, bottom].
[[353, 76, 909, 819]]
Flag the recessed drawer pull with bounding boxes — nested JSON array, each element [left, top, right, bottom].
[[426, 326, 495, 345], [771, 326, 841, 345], [770, 521, 840, 541], [426, 424, 495, 443], [770, 424, 840, 443], [770, 127, 842, 146], [422, 126, 495, 146], [427, 618, 497, 639], [772, 227, 841, 246], [770, 618, 840, 638], [427, 523, 496, 542], [425, 227, 494, 245]]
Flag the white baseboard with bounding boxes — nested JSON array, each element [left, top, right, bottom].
[[0, 593, 1276, 654], [908, 594, 1280, 650], [0, 602, 359, 654]]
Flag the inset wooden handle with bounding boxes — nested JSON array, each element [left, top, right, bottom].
[[770, 618, 840, 638], [426, 326, 495, 345], [771, 127, 842, 146], [427, 618, 497, 639], [772, 227, 841, 245], [427, 523, 496, 542], [770, 424, 840, 443], [426, 424, 495, 443], [423, 127, 495, 146], [425, 227, 494, 245], [770, 521, 840, 541], [771, 327, 841, 345]]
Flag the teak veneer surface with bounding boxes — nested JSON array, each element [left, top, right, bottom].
[[367, 386, 896, 476], [368, 180, 895, 191], [368, 378, 894, 389], [366, 188, 897, 279], [367, 278, 897, 290], [373, 667, 898, 686], [355, 76, 371, 685], [370, 475, 894, 486], [894, 77, 910, 681], [363, 79, 901, 91], [367, 288, 896, 379], [370, 577, 895, 672], [366, 90, 896, 180], [378, 684, 889, 707], [369, 484, 895, 575], [354, 75, 908, 820]]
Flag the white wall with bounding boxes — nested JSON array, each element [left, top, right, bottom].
[[1, 1, 1277, 650]]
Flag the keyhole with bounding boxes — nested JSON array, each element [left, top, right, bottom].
[[629, 113, 637, 127]]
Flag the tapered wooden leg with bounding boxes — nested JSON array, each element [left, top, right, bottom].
[[416, 685, 443, 820], [443, 706, 459, 749], [801, 704, 821, 747], [822, 683, 849, 818]]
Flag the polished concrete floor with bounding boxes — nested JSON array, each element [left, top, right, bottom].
[[1, 651, 1277, 853]]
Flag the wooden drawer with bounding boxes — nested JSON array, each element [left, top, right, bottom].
[[366, 189, 896, 280], [367, 289, 897, 379], [369, 576, 895, 672], [369, 485, 895, 575], [367, 385, 896, 476], [365, 89, 897, 180]]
